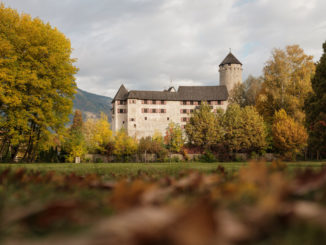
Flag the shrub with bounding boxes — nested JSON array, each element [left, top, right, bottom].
[[199, 150, 217, 163]]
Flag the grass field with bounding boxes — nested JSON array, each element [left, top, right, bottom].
[[1, 161, 325, 177]]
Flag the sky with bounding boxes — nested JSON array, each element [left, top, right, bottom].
[[2, 0, 326, 98]]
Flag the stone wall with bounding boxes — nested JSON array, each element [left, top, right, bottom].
[[84, 153, 277, 163]]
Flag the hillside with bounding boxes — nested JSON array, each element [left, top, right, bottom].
[[72, 88, 112, 122]]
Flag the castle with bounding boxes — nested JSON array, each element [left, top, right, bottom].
[[111, 52, 242, 139]]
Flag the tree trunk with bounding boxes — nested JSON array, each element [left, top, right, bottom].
[[10, 144, 20, 162]]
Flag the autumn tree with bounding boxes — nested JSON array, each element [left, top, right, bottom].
[[185, 103, 224, 149], [0, 4, 78, 162], [256, 45, 315, 123], [272, 109, 308, 160], [228, 75, 263, 107], [83, 112, 112, 154], [63, 110, 86, 162], [71, 110, 83, 132], [113, 129, 138, 162], [138, 136, 168, 161], [305, 41, 326, 159], [164, 122, 184, 153], [223, 104, 267, 153]]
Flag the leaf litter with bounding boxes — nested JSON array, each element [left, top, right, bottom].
[[2, 161, 326, 244]]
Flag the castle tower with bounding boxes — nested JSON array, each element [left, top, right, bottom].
[[219, 52, 243, 92]]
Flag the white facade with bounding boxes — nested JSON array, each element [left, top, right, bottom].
[[112, 52, 242, 139], [112, 99, 227, 139]]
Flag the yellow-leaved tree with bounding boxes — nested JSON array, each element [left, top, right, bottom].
[[83, 113, 112, 154], [0, 4, 78, 162], [113, 129, 138, 162], [272, 109, 308, 160], [256, 45, 315, 124]]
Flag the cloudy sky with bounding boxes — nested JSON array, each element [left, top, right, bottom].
[[2, 0, 326, 97]]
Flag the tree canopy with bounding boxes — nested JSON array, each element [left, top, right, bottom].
[[185, 103, 224, 149], [272, 109, 308, 160], [228, 75, 263, 107], [0, 4, 78, 162], [223, 104, 267, 153], [164, 122, 184, 153], [256, 45, 315, 123], [305, 41, 326, 159]]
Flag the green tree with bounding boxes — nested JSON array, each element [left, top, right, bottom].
[[138, 136, 168, 162], [164, 122, 184, 153], [0, 4, 78, 162], [272, 109, 308, 160], [222, 104, 243, 153], [228, 75, 263, 107], [305, 41, 326, 159], [185, 103, 224, 149], [256, 45, 315, 123], [241, 106, 267, 153], [223, 104, 267, 153]]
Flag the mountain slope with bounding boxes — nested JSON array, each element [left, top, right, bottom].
[[73, 88, 112, 122]]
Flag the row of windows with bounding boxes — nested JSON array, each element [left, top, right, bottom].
[[117, 101, 127, 105], [117, 100, 224, 105], [181, 109, 194, 114], [181, 117, 190, 122], [118, 109, 127, 113], [141, 108, 167, 113], [129, 117, 171, 121], [118, 107, 219, 114], [141, 100, 166, 105], [180, 101, 223, 105]]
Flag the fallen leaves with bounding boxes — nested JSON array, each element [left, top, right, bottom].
[[2, 161, 326, 244]]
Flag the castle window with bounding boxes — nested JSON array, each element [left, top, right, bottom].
[[152, 109, 157, 113], [218, 101, 221, 105], [181, 117, 188, 122], [161, 100, 165, 105], [123, 121, 125, 124], [190, 109, 194, 113], [183, 101, 187, 105], [119, 109, 124, 113], [145, 117, 147, 120], [134, 124, 136, 128], [130, 118, 135, 121], [167, 117, 169, 121], [144, 100, 148, 104], [190, 101, 194, 105], [152, 100, 156, 105], [144, 108, 148, 113], [182, 109, 187, 114], [198, 101, 201, 105], [160, 109, 165, 113]]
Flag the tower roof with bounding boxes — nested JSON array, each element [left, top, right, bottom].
[[113, 84, 128, 102], [219, 52, 242, 66]]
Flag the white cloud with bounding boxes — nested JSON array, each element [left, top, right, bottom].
[[2, 0, 326, 97]]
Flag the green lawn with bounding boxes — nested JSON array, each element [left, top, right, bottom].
[[0, 161, 325, 177]]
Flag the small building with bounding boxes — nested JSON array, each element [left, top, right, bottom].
[[112, 52, 242, 139]]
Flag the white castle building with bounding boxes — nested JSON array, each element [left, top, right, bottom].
[[112, 52, 242, 139]]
